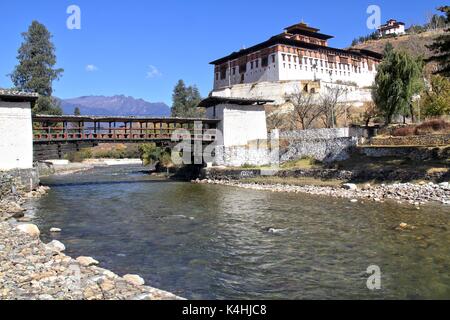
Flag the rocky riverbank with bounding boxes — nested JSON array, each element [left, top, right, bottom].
[[193, 179, 450, 206], [0, 187, 181, 300]]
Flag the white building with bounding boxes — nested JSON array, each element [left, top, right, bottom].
[[378, 19, 406, 37], [210, 22, 382, 106], [0, 90, 38, 170], [198, 97, 276, 166]]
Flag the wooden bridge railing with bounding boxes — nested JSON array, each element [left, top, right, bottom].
[[32, 115, 219, 144]]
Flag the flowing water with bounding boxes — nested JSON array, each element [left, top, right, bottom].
[[31, 166, 450, 299]]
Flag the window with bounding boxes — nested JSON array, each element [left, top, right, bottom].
[[282, 54, 286, 61], [288, 55, 291, 62], [255, 60, 259, 68], [216, 73, 219, 81], [262, 56, 269, 67], [294, 56, 297, 63], [220, 69, 227, 80], [304, 57, 308, 64], [250, 61, 254, 69], [232, 67, 236, 75], [239, 64, 247, 74], [271, 55, 275, 63]]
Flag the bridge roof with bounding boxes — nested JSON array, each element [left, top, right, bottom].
[[32, 115, 219, 124], [197, 96, 274, 109]]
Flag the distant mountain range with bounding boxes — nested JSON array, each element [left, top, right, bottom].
[[58, 95, 171, 117]]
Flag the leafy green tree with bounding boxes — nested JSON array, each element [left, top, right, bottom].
[[427, 6, 450, 77], [171, 80, 204, 118], [138, 143, 172, 167], [10, 21, 63, 115], [422, 75, 450, 117], [74, 107, 81, 116], [373, 44, 424, 124]]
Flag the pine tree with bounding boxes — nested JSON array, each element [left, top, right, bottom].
[[171, 80, 204, 118], [74, 107, 81, 116], [427, 6, 450, 77], [171, 80, 188, 117], [10, 21, 63, 115], [373, 44, 424, 124]]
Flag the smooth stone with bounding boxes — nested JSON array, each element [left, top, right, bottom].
[[350, 199, 358, 203], [76, 256, 99, 267], [123, 274, 145, 286], [15, 224, 40, 237], [50, 228, 62, 233], [46, 240, 66, 252]]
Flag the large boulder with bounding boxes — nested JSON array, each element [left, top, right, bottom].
[[123, 274, 145, 286], [46, 240, 66, 252], [76, 256, 99, 267], [15, 224, 40, 238]]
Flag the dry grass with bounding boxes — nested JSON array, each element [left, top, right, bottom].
[[280, 158, 318, 170], [392, 120, 450, 137]]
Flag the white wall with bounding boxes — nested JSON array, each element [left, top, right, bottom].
[[212, 80, 374, 106], [0, 101, 33, 170], [206, 103, 268, 147]]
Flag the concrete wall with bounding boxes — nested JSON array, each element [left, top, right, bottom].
[[214, 145, 276, 167], [0, 101, 33, 170], [206, 103, 268, 147]]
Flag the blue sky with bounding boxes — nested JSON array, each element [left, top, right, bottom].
[[0, 0, 444, 106]]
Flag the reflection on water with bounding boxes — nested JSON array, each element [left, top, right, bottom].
[[33, 166, 450, 299]]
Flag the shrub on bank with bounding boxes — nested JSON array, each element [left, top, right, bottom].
[[391, 119, 450, 136]]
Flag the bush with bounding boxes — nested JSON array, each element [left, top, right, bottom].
[[138, 143, 173, 167], [65, 148, 92, 163], [392, 126, 417, 136], [415, 119, 450, 135], [391, 120, 450, 136]]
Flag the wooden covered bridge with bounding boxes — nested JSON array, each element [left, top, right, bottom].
[[32, 115, 219, 161]]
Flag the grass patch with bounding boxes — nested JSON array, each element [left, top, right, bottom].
[[280, 157, 321, 170]]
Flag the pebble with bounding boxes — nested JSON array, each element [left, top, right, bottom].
[[50, 228, 62, 233], [0, 221, 181, 300], [193, 180, 450, 205]]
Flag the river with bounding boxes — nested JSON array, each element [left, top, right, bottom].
[[30, 165, 450, 299]]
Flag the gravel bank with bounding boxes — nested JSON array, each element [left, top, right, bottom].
[[0, 188, 182, 300], [194, 180, 450, 205]]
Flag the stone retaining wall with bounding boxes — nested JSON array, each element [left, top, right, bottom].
[[0, 169, 39, 199], [370, 134, 450, 146], [280, 137, 357, 163], [280, 128, 350, 140], [279, 128, 359, 163], [359, 146, 450, 161]]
